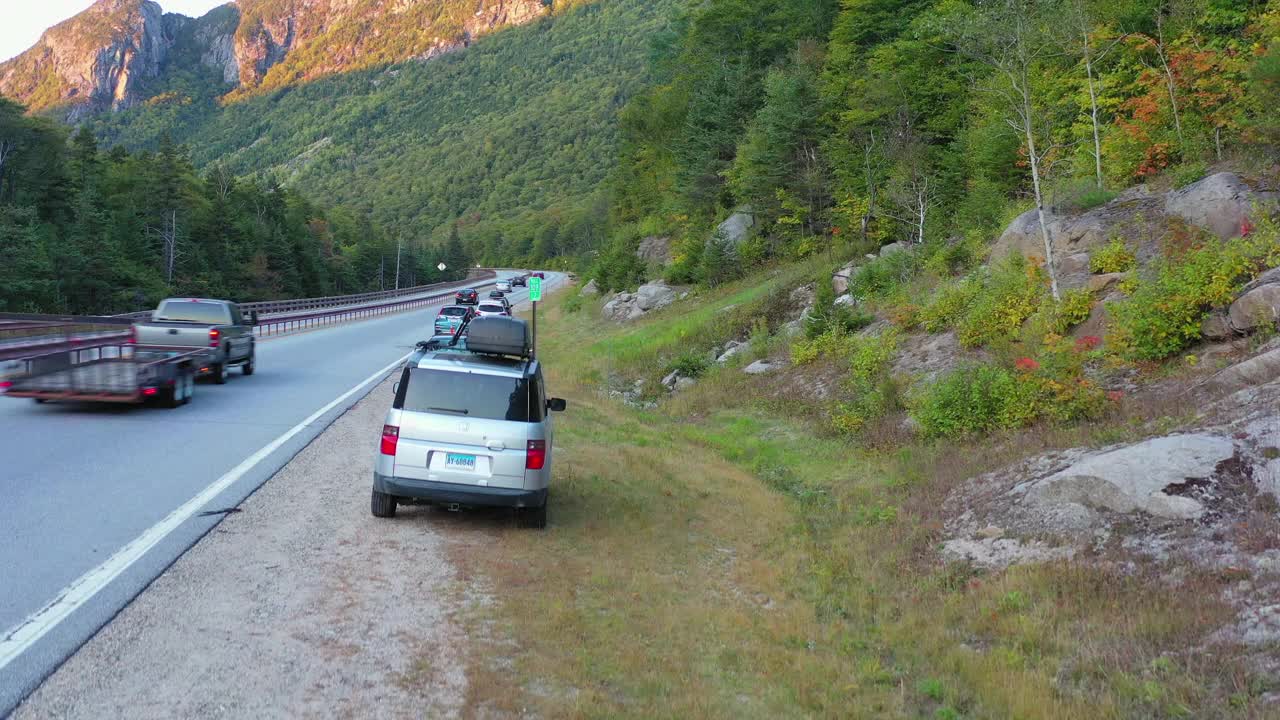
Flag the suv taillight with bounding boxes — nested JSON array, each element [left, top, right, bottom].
[[526, 439, 546, 470], [209, 328, 221, 348], [380, 425, 399, 455]]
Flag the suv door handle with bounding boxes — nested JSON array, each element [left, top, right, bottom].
[[486, 440, 505, 451]]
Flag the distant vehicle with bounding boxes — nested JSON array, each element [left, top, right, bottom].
[[455, 288, 479, 305], [132, 298, 256, 384], [488, 291, 512, 309], [3, 341, 202, 408], [475, 302, 510, 318], [434, 305, 474, 336], [511, 275, 527, 287], [532, 272, 545, 280], [372, 316, 567, 528], [495, 280, 512, 293]]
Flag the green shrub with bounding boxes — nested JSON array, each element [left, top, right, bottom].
[[850, 248, 920, 299], [1108, 222, 1280, 360], [955, 256, 1047, 348], [1089, 239, 1137, 274], [922, 232, 988, 277], [910, 364, 1026, 438], [1049, 288, 1094, 334], [562, 293, 585, 313], [1170, 161, 1209, 189], [910, 337, 1104, 438], [667, 351, 710, 378], [832, 329, 902, 433], [919, 276, 983, 333], [1073, 187, 1119, 211]]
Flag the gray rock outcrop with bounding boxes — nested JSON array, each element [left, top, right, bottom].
[[714, 207, 755, 247], [1166, 172, 1274, 240], [580, 279, 599, 296], [1227, 268, 1280, 333], [601, 280, 683, 322], [1015, 434, 1236, 522]]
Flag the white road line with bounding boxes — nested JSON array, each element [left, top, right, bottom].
[[0, 351, 411, 673]]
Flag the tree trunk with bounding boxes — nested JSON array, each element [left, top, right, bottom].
[[1024, 102, 1060, 300], [1155, 15, 1183, 146], [1084, 42, 1104, 189]]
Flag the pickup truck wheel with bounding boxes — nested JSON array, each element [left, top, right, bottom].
[[371, 489, 397, 518], [516, 500, 547, 529], [212, 362, 227, 384], [242, 352, 255, 376]]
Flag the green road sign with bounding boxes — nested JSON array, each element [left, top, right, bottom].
[[529, 276, 543, 301]]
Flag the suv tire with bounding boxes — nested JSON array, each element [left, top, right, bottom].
[[371, 489, 397, 518], [517, 500, 547, 529]]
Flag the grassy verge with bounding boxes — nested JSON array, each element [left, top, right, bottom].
[[442, 280, 1267, 719]]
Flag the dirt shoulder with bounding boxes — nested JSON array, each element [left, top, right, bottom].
[[15, 376, 474, 720]]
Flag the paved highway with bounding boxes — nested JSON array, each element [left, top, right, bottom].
[[0, 271, 562, 715]]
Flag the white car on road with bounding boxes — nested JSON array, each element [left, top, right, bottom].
[[495, 280, 512, 292]]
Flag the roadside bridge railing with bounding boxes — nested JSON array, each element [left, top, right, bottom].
[[0, 270, 503, 363]]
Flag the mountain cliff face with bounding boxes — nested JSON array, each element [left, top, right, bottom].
[[1, 0, 552, 117]]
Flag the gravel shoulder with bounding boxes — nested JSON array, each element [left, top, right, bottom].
[[14, 375, 474, 720]]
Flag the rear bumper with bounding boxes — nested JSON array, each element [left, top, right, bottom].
[[374, 472, 547, 508]]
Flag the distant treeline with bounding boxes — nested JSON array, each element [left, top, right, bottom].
[[0, 98, 471, 314]]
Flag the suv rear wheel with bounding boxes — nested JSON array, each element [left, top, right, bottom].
[[516, 500, 547, 529], [371, 489, 397, 518]]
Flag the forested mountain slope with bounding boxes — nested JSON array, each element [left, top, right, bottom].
[[91, 0, 675, 261]]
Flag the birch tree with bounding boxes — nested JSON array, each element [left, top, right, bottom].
[[935, 0, 1065, 299], [1062, 0, 1126, 188]]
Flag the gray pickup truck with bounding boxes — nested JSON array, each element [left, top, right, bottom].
[[133, 298, 257, 383]]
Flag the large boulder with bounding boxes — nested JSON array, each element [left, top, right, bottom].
[[1165, 172, 1273, 240], [580, 278, 600, 296], [1015, 434, 1236, 521], [992, 192, 1164, 271], [1227, 268, 1280, 333], [878, 241, 908, 257], [636, 236, 673, 266], [601, 292, 645, 322], [635, 280, 677, 312], [832, 262, 856, 296], [714, 207, 755, 247]]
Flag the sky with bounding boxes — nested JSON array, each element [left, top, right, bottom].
[[1, 0, 230, 62]]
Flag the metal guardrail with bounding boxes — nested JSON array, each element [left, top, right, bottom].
[[111, 270, 498, 320], [0, 271, 509, 362]]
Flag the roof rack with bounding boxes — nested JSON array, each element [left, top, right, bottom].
[[437, 315, 531, 360]]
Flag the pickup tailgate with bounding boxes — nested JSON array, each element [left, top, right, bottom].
[[134, 322, 216, 350]]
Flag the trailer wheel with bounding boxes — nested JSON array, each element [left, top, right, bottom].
[[164, 385, 182, 409], [181, 372, 194, 405]]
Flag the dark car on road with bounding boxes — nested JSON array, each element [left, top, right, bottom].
[[455, 288, 479, 305], [512, 275, 527, 287]]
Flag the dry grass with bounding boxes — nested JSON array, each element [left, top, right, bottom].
[[430, 280, 1277, 719]]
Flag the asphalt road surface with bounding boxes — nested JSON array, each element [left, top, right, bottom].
[[0, 270, 562, 716]]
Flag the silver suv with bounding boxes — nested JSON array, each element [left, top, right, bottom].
[[372, 317, 566, 528]]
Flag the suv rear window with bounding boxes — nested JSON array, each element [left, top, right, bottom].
[[155, 301, 230, 324], [396, 368, 540, 422]]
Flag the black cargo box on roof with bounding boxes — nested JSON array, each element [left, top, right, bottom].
[[466, 316, 530, 358]]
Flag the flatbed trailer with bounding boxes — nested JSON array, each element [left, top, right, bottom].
[[2, 343, 206, 408]]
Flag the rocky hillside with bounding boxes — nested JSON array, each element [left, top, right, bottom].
[[0, 0, 552, 118]]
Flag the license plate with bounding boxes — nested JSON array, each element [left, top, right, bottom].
[[445, 453, 476, 470]]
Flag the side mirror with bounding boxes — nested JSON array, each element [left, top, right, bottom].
[[547, 398, 567, 412], [392, 381, 401, 395]]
